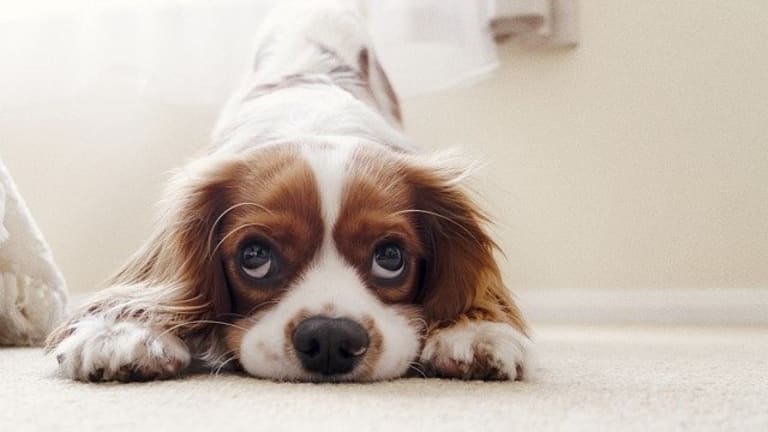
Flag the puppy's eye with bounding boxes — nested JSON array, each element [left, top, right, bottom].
[[372, 243, 405, 280], [240, 242, 274, 279]]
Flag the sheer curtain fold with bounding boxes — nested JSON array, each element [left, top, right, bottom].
[[0, 0, 578, 107], [490, 0, 578, 46]]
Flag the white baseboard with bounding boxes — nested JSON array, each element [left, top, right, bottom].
[[516, 288, 768, 326], [72, 289, 768, 326]]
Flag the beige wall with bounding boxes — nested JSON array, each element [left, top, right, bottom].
[[3, 0, 767, 294]]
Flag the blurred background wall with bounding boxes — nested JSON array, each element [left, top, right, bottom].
[[2, 0, 767, 295]]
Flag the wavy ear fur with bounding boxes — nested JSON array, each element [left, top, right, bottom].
[[407, 157, 527, 334], [46, 155, 240, 349]]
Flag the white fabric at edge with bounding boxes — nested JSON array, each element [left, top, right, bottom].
[[0, 159, 67, 346]]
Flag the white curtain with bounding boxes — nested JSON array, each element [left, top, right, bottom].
[[0, 0, 577, 109]]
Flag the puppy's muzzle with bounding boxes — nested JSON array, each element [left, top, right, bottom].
[[292, 316, 369, 376]]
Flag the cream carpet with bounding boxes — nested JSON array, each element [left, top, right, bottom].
[[2, 324, 766, 431]]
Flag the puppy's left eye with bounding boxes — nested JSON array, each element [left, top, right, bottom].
[[240, 242, 274, 279], [372, 243, 405, 280]]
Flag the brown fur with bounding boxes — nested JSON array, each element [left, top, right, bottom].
[[46, 145, 324, 353], [334, 150, 424, 305], [403, 162, 527, 335], [215, 149, 323, 317], [339, 146, 527, 335], [358, 48, 402, 123], [357, 315, 384, 379]]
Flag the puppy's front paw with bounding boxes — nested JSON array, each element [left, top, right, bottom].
[[420, 321, 529, 381], [52, 318, 190, 382]]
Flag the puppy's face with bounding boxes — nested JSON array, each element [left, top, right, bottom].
[[189, 140, 494, 381], [210, 142, 427, 381]]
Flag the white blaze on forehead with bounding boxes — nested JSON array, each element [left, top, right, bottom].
[[300, 141, 356, 234]]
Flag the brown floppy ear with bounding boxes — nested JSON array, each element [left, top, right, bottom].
[[407, 160, 527, 334], [47, 155, 241, 348]]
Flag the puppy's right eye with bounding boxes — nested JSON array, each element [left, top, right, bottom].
[[240, 242, 274, 279], [371, 243, 406, 280]]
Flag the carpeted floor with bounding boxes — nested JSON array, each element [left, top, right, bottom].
[[2, 324, 766, 431]]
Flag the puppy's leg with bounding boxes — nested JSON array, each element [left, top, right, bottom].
[[410, 164, 531, 381], [47, 155, 237, 382], [417, 287, 530, 381], [51, 306, 190, 382], [420, 312, 530, 381]]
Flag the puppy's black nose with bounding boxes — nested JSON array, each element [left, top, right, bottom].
[[292, 316, 369, 376]]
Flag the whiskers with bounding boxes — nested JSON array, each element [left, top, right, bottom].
[[209, 352, 240, 377], [407, 361, 428, 379], [407, 316, 429, 333], [217, 300, 282, 323], [211, 222, 268, 257], [152, 319, 248, 342], [207, 202, 274, 258], [392, 209, 483, 247]]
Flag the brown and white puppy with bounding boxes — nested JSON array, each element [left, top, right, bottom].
[[47, 0, 530, 382]]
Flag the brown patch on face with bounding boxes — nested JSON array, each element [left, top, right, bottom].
[[49, 145, 326, 358], [282, 309, 312, 364], [401, 158, 528, 335], [333, 147, 424, 305], [216, 146, 324, 355], [355, 315, 384, 379], [336, 145, 527, 337]]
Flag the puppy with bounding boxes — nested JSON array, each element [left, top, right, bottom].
[[47, 0, 530, 382]]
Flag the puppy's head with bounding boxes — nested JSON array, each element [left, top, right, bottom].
[[163, 141, 504, 381]]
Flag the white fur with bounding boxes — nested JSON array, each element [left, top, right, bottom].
[[301, 141, 356, 225], [53, 316, 190, 381], [420, 321, 530, 380]]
